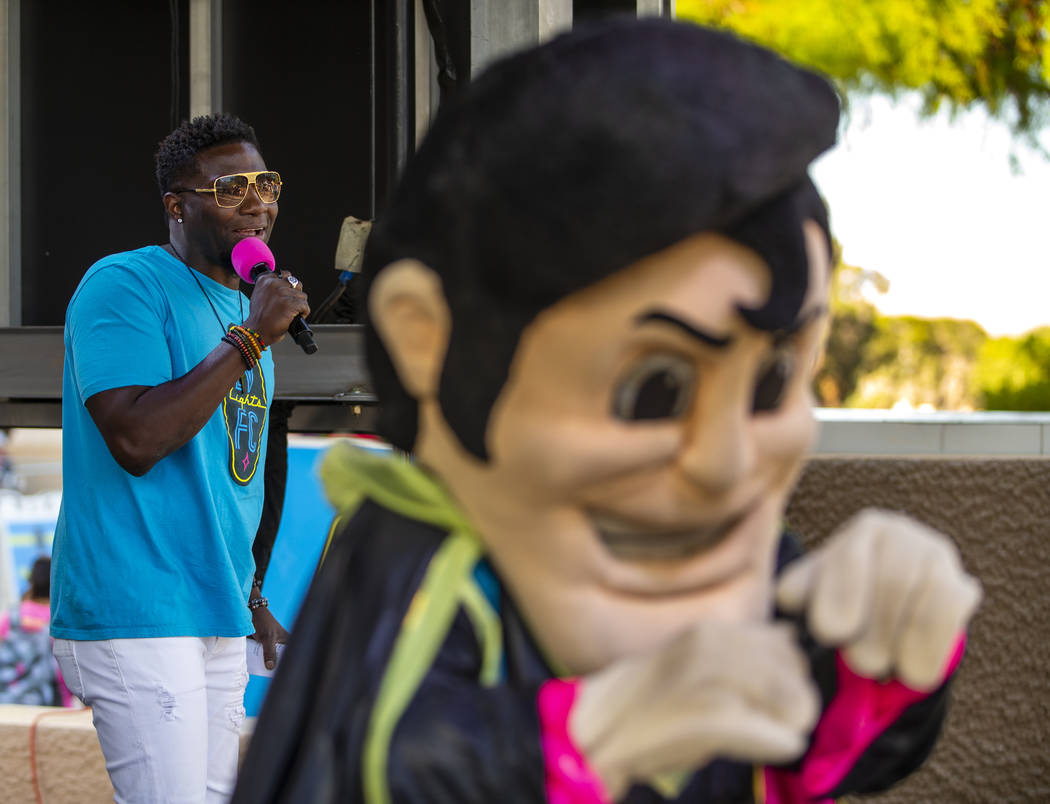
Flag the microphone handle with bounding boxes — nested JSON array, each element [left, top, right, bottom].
[[288, 315, 318, 355], [247, 263, 318, 355]]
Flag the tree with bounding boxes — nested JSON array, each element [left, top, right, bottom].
[[677, 0, 1050, 143], [816, 273, 1050, 411], [814, 246, 991, 410], [814, 255, 884, 406], [971, 328, 1050, 409], [846, 315, 987, 409]]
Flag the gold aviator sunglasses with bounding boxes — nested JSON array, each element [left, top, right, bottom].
[[173, 170, 282, 208]]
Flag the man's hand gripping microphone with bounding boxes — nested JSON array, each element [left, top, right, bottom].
[[232, 237, 317, 354]]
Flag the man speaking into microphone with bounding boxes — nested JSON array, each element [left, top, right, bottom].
[[50, 113, 309, 803]]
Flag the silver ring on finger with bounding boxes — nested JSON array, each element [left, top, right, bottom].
[[286, 275, 300, 289]]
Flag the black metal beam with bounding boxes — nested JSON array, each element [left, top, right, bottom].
[[0, 327, 65, 398], [0, 401, 63, 428], [0, 326, 378, 431]]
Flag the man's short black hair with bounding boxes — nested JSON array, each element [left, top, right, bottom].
[[154, 113, 260, 195], [362, 17, 840, 458]]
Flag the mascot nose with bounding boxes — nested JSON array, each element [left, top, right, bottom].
[[678, 402, 755, 495]]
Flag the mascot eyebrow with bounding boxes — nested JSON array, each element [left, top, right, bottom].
[[634, 311, 734, 349], [635, 298, 828, 350]]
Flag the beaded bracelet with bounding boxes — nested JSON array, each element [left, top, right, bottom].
[[230, 323, 266, 356], [248, 596, 269, 611], [221, 333, 246, 366], [232, 325, 267, 352], [222, 332, 254, 369], [242, 329, 262, 360], [252, 576, 264, 590], [222, 332, 256, 370], [227, 325, 262, 362]]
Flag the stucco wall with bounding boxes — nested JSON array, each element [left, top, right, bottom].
[[0, 705, 112, 802], [786, 457, 1050, 803], [0, 706, 255, 803]]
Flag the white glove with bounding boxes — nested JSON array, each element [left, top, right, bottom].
[[570, 619, 820, 799], [776, 508, 982, 692]]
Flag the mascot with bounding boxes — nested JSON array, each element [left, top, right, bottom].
[[233, 17, 980, 804]]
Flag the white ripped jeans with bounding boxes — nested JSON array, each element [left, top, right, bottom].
[[52, 636, 248, 804]]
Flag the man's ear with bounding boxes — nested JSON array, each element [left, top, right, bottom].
[[161, 192, 182, 223], [369, 259, 451, 399]]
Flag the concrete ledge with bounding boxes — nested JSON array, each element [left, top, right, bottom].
[[814, 409, 1050, 456], [0, 706, 256, 803]]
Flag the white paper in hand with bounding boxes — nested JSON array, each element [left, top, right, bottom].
[[246, 639, 286, 677]]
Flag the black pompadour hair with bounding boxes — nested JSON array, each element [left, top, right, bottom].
[[154, 113, 260, 195], [361, 17, 840, 458]]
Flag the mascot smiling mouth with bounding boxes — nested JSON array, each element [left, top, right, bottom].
[[591, 505, 755, 561]]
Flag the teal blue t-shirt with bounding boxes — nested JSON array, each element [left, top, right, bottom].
[[51, 245, 274, 640]]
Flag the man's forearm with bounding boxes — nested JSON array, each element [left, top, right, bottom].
[[87, 340, 254, 475]]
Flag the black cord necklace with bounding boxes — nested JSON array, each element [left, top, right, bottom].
[[168, 241, 244, 333]]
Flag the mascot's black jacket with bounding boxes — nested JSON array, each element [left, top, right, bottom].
[[231, 445, 955, 804]]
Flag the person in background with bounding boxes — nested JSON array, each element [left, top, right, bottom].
[[50, 113, 307, 803], [0, 556, 70, 706]]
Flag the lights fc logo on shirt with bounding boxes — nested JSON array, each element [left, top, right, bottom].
[[223, 366, 268, 485]]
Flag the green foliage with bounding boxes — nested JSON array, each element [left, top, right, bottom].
[[971, 328, 1050, 409], [677, 0, 1050, 140], [672, 2, 1050, 407], [814, 251, 994, 410], [816, 277, 1050, 411], [846, 315, 987, 409], [814, 260, 880, 406]]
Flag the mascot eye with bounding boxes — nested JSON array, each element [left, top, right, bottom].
[[752, 349, 795, 413], [612, 354, 695, 421]]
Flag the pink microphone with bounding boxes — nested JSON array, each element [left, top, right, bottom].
[[231, 237, 317, 354], [231, 236, 276, 284]]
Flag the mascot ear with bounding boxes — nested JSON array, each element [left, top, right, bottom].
[[369, 259, 452, 399]]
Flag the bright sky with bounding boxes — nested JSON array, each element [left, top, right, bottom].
[[811, 93, 1050, 337]]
